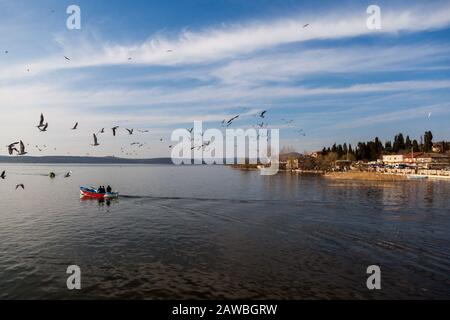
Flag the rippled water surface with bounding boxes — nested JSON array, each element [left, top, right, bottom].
[[0, 164, 449, 299]]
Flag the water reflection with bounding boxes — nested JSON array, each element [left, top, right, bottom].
[[0, 164, 449, 299]]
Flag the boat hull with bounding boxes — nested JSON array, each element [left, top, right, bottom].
[[80, 186, 119, 199]]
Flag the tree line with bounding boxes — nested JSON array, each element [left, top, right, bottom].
[[321, 131, 449, 161]]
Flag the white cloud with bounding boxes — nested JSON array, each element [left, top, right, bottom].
[[2, 3, 450, 81]]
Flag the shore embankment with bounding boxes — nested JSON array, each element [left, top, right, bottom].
[[324, 171, 407, 181]]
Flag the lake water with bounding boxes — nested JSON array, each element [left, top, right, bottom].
[[0, 164, 449, 299]]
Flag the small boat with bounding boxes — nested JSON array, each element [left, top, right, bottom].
[[406, 174, 428, 180], [80, 186, 119, 199]]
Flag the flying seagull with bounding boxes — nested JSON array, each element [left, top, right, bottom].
[[112, 126, 119, 136], [37, 113, 45, 128], [226, 115, 240, 127], [0, 171, 5, 179], [92, 134, 100, 146], [126, 128, 134, 135], [259, 110, 267, 118], [71, 122, 78, 130], [99, 128, 105, 134], [38, 123, 48, 132], [64, 56, 70, 61], [64, 171, 72, 178], [16, 184, 25, 190], [18, 141, 27, 155], [303, 23, 309, 28], [7, 142, 19, 155]]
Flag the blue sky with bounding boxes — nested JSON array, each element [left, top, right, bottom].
[[1, 0, 450, 157]]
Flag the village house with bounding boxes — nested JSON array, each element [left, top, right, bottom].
[[382, 154, 404, 165], [432, 143, 443, 153], [403, 152, 425, 164], [286, 158, 299, 170], [415, 153, 450, 169], [382, 152, 450, 169]]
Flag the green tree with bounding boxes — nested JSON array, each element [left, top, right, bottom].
[[424, 131, 433, 152], [405, 135, 412, 150], [412, 139, 420, 152]]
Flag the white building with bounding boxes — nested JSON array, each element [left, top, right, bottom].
[[382, 155, 404, 165]]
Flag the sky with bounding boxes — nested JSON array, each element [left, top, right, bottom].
[[1, 0, 450, 158]]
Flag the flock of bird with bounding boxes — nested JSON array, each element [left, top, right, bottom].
[[2, 108, 306, 190], [2, 111, 158, 190], [2, 20, 311, 189]]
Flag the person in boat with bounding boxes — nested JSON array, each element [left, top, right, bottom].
[[106, 185, 112, 193], [98, 186, 105, 193]]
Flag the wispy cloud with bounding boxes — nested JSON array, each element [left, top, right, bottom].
[[3, 3, 450, 81]]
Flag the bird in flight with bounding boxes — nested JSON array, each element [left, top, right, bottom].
[[99, 128, 105, 134], [92, 134, 100, 146], [0, 171, 5, 179], [37, 113, 45, 128], [7, 142, 19, 155], [259, 110, 267, 118], [126, 128, 134, 135], [64, 56, 71, 61], [16, 184, 25, 190], [226, 115, 240, 127], [303, 23, 309, 28], [38, 123, 48, 132], [71, 122, 78, 130], [18, 141, 27, 155], [112, 126, 119, 136], [137, 129, 149, 133], [64, 171, 72, 178]]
